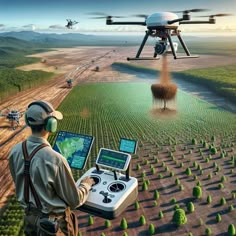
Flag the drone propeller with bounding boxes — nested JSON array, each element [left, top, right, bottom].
[[199, 13, 233, 17], [174, 9, 209, 13], [87, 12, 125, 19], [130, 14, 149, 19]]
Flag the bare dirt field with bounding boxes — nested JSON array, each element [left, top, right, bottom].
[[0, 46, 235, 219]]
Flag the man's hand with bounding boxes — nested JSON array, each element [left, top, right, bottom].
[[80, 176, 95, 186]]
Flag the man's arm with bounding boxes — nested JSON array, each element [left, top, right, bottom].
[[54, 161, 92, 209]]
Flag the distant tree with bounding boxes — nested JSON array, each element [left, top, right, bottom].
[[120, 218, 128, 230], [228, 224, 236, 236], [192, 186, 202, 199], [149, 224, 155, 235], [172, 209, 187, 226], [216, 213, 221, 223], [187, 202, 195, 213], [139, 215, 146, 226]]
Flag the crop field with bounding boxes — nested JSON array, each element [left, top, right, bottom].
[[49, 82, 234, 236], [0, 45, 236, 236]]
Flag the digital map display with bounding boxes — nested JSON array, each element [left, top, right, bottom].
[[53, 131, 94, 169]]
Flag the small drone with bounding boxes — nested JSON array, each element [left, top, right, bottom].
[[65, 19, 78, 29], [90, 10, 232, 60], [0, 108, 24, 130]]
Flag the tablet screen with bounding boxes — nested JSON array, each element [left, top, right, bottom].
[[53, 131, 94, 169], [119, 138, 137, 154]]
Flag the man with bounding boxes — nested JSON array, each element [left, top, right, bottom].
[[8, 100, 94, 235]]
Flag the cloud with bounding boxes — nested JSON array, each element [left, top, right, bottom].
[[0, 24, 5, 28], [49, 24, 65, 30], [22, 24, 36, 31]]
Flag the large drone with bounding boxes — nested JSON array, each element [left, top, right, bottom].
[[90, 10, 231, 60], [65, 19, 78, 29]]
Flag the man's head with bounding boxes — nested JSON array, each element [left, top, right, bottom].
[[25, 100, 63, 134]]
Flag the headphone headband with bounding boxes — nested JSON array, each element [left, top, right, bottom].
[[28, 101, 53, 114]]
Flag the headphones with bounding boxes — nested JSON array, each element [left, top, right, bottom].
[[25, 101, 58, 133]]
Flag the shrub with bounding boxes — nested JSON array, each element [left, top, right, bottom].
[[187, 202, 195, 213], [159, 211, 164, 218], [179, 185, 184, 191], [207, 195, 212, 204], [205, 227, 212, 235], [105, 220, 111, 228], [216, 213, 221, 222], [172, 209, 187, 226], [88, 215, 94, 225], [139, 215, 146, 226], [220, 197, 226, 205], [157, 174, 163, 179], [149, 224, 155, 235], [153, 201, 158, 206], [170, 198, 176, 204], [100, 233, 106, 236], [211, 147, 217, 154], [120, 218, 128, 229], [142, 182, 148, 191], [192, 186, 202, 199], [218, 183, 224, 189], [199, 218, 203, 226], [175, 178, 180, 186], [208, 173, 212, 179], [134, 201, 140, 210], [136, 164, 141, 170], [123, 233, 128, 236], [170, 171, 174, 177], [192, 138, 197, 145], [154, 190, 160, 200], [186, 167, 192, 176], [229, 205, 234, 212], [228, 224, 236, 236], [221, 176, 227, 182]]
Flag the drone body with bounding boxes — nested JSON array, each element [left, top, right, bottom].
[[146, 12, 179, 29], [102, 10, 231, 61], [65, 19, 78, 29]]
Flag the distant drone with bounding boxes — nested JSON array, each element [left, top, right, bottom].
[[65, 19, 78, 29], [90, 10, 232, 60], [0, 108, 24, 130]]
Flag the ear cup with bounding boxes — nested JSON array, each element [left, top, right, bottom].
[[45, 117, 57, 133], [25, 113, 30, 126]]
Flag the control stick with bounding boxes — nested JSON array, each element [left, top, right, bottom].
[[99, 191, 112, 203]]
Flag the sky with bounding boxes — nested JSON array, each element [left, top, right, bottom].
[[0, 0, 236, 35]]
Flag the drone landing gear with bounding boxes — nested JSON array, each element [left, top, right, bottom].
[[127, 31, 160, 61], [127, 57, 160, 61], [167, 31, 199, 59]]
